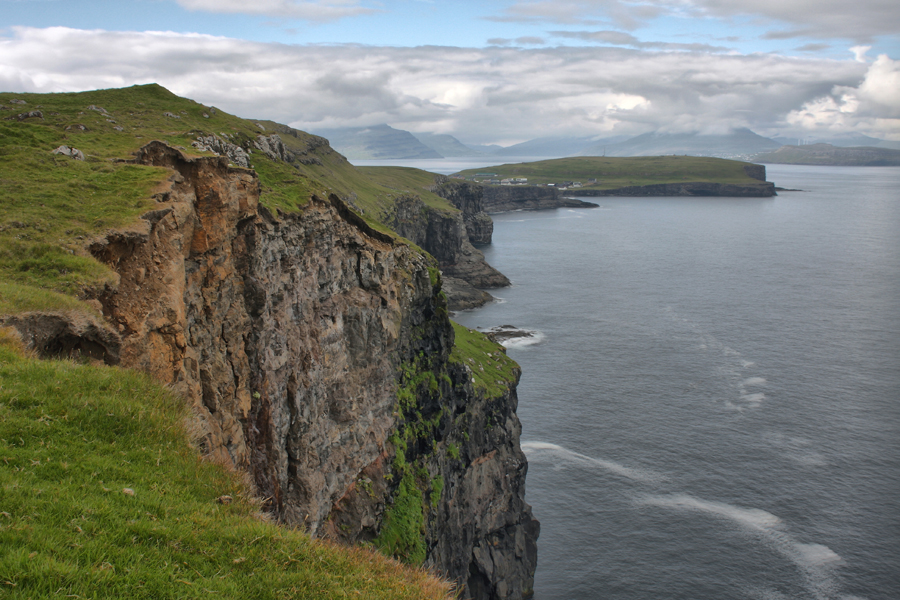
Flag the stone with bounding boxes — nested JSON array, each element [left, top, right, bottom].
[[192, 135, 250, 168], [253, 134, 294, 163], [11, 110, 43, 121], [51, 145, 85, 161]]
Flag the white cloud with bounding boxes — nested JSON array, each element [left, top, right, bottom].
[[2, 27, 892, 143], [174, 0, 378, 21], [786, 55, 900, 137], [850, 46, 871, 62]]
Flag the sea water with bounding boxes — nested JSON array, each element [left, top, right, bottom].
[[453, 165, 900, 600]]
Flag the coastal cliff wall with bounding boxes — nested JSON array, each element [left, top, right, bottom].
[[79, 142, 537, 599], [481, 185, 597, 212], [386, 177, 509, 310], [574, 180, 775, 197]]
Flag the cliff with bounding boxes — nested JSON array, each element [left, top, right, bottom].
[[0, 84, 537, 599], [64, 142, 536, 598], [574, 180, 775, 197], [380, 174, 509, 309], [481, 185, 599, 212]]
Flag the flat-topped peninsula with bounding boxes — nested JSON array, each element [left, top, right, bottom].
[[453, 156, 776, 211]]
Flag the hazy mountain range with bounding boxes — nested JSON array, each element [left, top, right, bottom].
[[312, 124, 900, 162]]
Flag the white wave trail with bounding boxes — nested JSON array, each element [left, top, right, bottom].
[[638, 493, 844, 600], [638, 494, 782, 530], [521, 441, 661, 483], [663, 306, 767, 411]]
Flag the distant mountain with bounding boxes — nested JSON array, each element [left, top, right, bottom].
[[311, 124, 441, 159], [467, 144, 504, 155], [492, 136, 630, 158], [770, 134, 900, 151], [754, 144, 900, 166], [412, 132, 485, 157], [581, 128, 780, 159]]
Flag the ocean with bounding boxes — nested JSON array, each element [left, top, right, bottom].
[[452, 165, 900, 600]]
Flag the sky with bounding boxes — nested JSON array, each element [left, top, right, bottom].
[[1, 0, 899, 145]]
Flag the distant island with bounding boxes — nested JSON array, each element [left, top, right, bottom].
[[754, 144, 900, 166], [452, 156, 775, 209]]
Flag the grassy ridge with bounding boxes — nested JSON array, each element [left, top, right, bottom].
[[0, 332, 451, 599], [454, 155, 764, 189], [0, 84, 456, 303]]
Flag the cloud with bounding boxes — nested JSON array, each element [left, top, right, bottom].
[[550, 30, 732, 52], [487, 36, 546, 46], [786, 55, 900, 135], [850, 45, 871, 63], [2, 26, 892, 144], [796, 43, 831, 53], [174, 0, 378, 21], [493, 0, 899, 42]]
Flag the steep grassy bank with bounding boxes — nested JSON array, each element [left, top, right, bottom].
[[0, 332, 451, 599]]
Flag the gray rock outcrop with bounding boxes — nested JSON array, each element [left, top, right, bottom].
[[52, 145, 85, 160], [192, 135, 250, 168]]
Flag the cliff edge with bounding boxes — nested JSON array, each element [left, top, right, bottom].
[[83, 142, 537, 599]]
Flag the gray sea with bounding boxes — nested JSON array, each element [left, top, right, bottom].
[[452, 165, 900, 600]]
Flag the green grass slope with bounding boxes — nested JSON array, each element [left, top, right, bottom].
[[0, 331, 451, 599], [0, 84, 456, 305], [0, 84, 506, 597], [453, 155, 765, 189]]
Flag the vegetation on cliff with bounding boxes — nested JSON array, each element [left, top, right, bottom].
[[0, 84, 532, 597], [0, 331, 452, 599], [454, 155, 769, 189], [0, 84, 460, 302]]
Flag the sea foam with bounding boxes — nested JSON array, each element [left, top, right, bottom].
[[638, 493, 844, 600], [522, 441, 661, 483]]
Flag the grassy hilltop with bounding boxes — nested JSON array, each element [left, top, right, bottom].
[[0, 84, 455, 310], [0, 84, 485, 599], [454, 155, 766, 189]]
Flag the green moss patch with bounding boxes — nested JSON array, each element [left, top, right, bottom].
[[449, 321, 519, 399]]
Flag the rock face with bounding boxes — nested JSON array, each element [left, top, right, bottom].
[[387, 183, 510, 292], [428, 177, 495, 246], [575, 181, 775, 197], [76, 141, 537, 599], [481, 185, 598, 212]]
